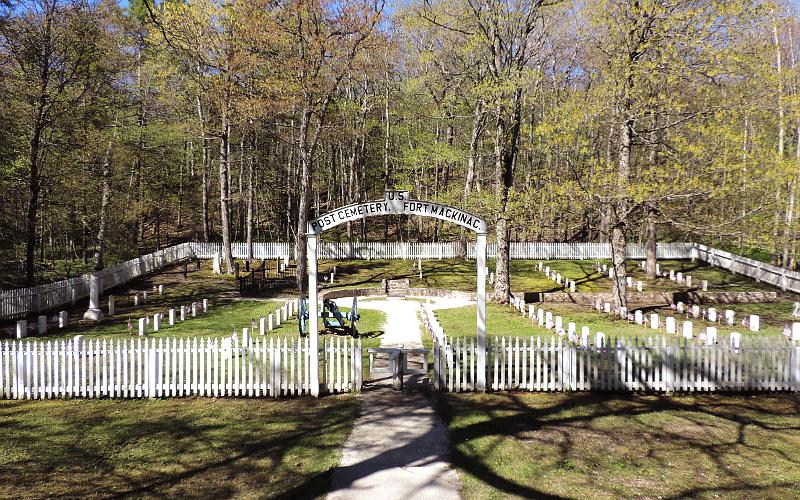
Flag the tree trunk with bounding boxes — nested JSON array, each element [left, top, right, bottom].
[[645, 205, 657, 277], [94, 138, 113, 271], [610, 113, 633, 311], [461, 100, 485, 258], [197, 93, 211, 242], [492, 88, 521, 303], [246, 129, 255, 262], [219, 99, 234, 273], [295, 106, 314, 293]]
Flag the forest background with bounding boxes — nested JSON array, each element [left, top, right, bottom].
[[2, 0, 799, 308]]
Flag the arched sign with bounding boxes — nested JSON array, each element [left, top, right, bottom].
[[304, 190, 487, 396], [307, 191, 487, 234]]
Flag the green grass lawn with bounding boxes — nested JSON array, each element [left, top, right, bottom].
[[323, 258, 779, 294], [434, 301, 794, 342], [0, 396, 358, 498], [438, 392, 800, 499]]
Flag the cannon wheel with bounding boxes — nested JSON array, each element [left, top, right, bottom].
[[350, 296, 359, 337], [298, 297, 308, 336]]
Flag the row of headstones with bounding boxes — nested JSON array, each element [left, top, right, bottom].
[[596, 300, 761, 333], [124, 285, 165, 312], [590, 300, 797, 346], [12, 285, 168, 339], [134, 299, 210, 336], [510, 297, 604, 346], [509, 296, 754, 348], [236, 299, 300, 344], [595, 263, 644, 291], [15, 311, 70, 339], [640, 261, 710, 290], [538, 263, 579, 292]]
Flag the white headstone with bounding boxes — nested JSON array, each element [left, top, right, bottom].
[[602, 264, 608, 272], [603, 302, 611, 314], [656, 263, 661, 274], [792, 323, 800, 341], [683, 321, 693, 339], [142, 290, 148, 304], [676, 272, 683, 283], [749, 315, 760, 332], [153, 313, 161, 332], [191, 302, 198, 317], [691, 305, 700, 318], [38, 315, 47, 335], [555, 316, 563, 332], [650, 314, 659, 330], [725, 309, 735, 326], [635, 310, 643, 325], [58, 311, 68, 328], [73, 335, 84, 352], [169, 309, 176, 325], [730, 332, 742, 349], [595, 299, 602, 311], [108, 295, 115, 316], [636, 281, 643, 292], [619, 307, 627, 319], [793, 302, 800, 317], [685, 276, 692, 287], [212, 253, 222, 274], [626, 276, 633, 287], [677, 302, 685, 314], [669, 269, 675, 281], [701, 280, 708, 291], [545, 311, 554, 330], [581, 329, 590, 346], [158, 284, 163, 295], [259, 317, 266, 336], [83, 274, 104, 321], [570, 281, 576, 293], [16, 320, 27, 339], [665, 316, 676, 334], [276, 309, 282, 326], [537, 309, 545, 326], [268, 313, 274, 330], [203, 299, 208, 313], [595, 332, 606, 346], [568, 322, 577, 335], [528, 304, 535, 319], [242, 328, 250, 345], [134, 294, 139, 307], [706, 326, 717, 345], [708, 308, 717, 323], [138, 317, 148, 336], [180, 305, 186, 321], [538, 262, 543, 271]]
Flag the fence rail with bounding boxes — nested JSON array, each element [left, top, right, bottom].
[[1, 243, 196, 320], [188, 241, 695, 261], [3, 240, 796, 321], [0, 335, 361, 399], [435, 335, 800, 393], [692, 244, 800, 293]]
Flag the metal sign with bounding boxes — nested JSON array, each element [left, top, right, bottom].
[[307, 191, 487, 234]]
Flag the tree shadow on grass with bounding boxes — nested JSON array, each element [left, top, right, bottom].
[[434, 391, 800, 498], [0, 397, 359, 499]]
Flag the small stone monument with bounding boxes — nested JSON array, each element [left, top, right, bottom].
[[58, 311, 68, 328]]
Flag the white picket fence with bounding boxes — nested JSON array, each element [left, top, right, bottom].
[[1, 243, 196, 320], [2, 240, 793, 321], [0, 335, 361, 399], [693, 244, 800, 293], [434, 335, 800, 393], [188, 241, 695, 261]]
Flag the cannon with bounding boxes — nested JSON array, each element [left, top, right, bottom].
[[298, 296, 360, 337]]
